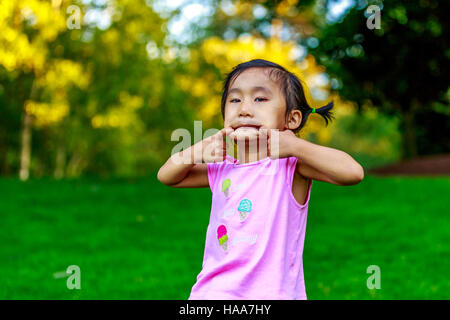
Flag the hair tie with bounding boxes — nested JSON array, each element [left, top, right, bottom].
[[311, 108, 316, 113]]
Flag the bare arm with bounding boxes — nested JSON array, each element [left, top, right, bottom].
[[157, 148, 209, 188], [290, 137, 364, 186], [157, 127, 233, 188]]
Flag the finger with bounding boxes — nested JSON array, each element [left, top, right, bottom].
[[220, 146, 227, 160], [216, 133, 226, 150], [210, 133, 217, 145], [268, 130, 280, 159], [224, 127, 235, 137], [224, 127, 235, 146], [218, 128, 233, 149], [259, 125, 271, 138], [214, 143, 227, 161], [217, 128, 226, 138], [219, 127, 234, 138], [242, 134, 259, 143], [258, 126, 269, 140], [257, 128, 268, 158], [246, 130, 260, 141]]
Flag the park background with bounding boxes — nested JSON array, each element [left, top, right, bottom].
[[0, 0, 448, 299]]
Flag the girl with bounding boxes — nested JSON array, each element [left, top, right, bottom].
[[158, 59, 364, 300]]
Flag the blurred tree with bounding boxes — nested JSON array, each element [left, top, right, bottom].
[[65, 0, 171, 177], [308, 0, 450, 158], [152, 0, 404, 168], [0, 0, 88, 180], [171, 0, 336, 140], [180, 0, 448, 162], [0, 0, 187, 178], [3, 0, 444, 178], [177, 33, 335, 143], [198, 0, 317, 42]]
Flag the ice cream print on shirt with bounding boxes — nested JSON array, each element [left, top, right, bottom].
[[217, 225, 229, 252], [238, 199, 252, 222], [222, 179, 231, 197]]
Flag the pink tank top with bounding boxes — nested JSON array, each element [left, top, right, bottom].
[[188, 154, 313, 300]]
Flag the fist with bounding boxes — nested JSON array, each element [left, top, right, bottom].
[[194, 127, 234, 163], [229, 126, 297, 160], [229, 127, 260, 142]]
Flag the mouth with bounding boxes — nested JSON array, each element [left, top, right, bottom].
[[232, 124, 261, 130]]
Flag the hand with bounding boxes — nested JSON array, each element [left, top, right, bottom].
[[259, 127, 298, 159], [229, 127, 260, 142], [189, 127, 234, 163]]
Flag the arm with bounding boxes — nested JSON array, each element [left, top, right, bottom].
[[157, 127, 232, 188], [157, 147, 209, 188], [289, 137, 364, 186]]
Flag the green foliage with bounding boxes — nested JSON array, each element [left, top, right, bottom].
[[0, 0, 196, 178], [1, 0, 448, 179], [329, 108, 402, 169], [308, 0, 450, 158]]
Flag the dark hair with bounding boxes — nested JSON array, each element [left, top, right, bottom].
[[220, 59, 334, 133]]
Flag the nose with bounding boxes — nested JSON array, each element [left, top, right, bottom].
[[238, 99, 253, 118]]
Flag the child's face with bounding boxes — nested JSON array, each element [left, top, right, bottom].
[[223, 68, 293, 134]]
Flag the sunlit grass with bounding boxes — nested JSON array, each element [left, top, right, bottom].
[[0, 175, 448, 299]]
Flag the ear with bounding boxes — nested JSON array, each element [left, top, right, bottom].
[[285, 109, 302, 130]]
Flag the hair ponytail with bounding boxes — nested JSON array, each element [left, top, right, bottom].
[[307, 101, 335, 126]]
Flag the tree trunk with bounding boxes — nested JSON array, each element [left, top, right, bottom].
[[66, 152, 84, 178], [19, 76, 37, 181], [54, 142, 66, 179], [19, 112, 32, 181]]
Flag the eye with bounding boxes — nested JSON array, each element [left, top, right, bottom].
[[255, 97, 268, 102], [230, 98, 240, 103]]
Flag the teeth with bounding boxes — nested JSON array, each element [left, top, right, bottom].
[[236, 126, 258, 130], [236, 127, 258, 131]]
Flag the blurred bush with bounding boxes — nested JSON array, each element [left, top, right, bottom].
[[0, 0, 446, 179]]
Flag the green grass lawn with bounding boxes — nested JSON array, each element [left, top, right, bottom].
[[0, 175, 449, 299]]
